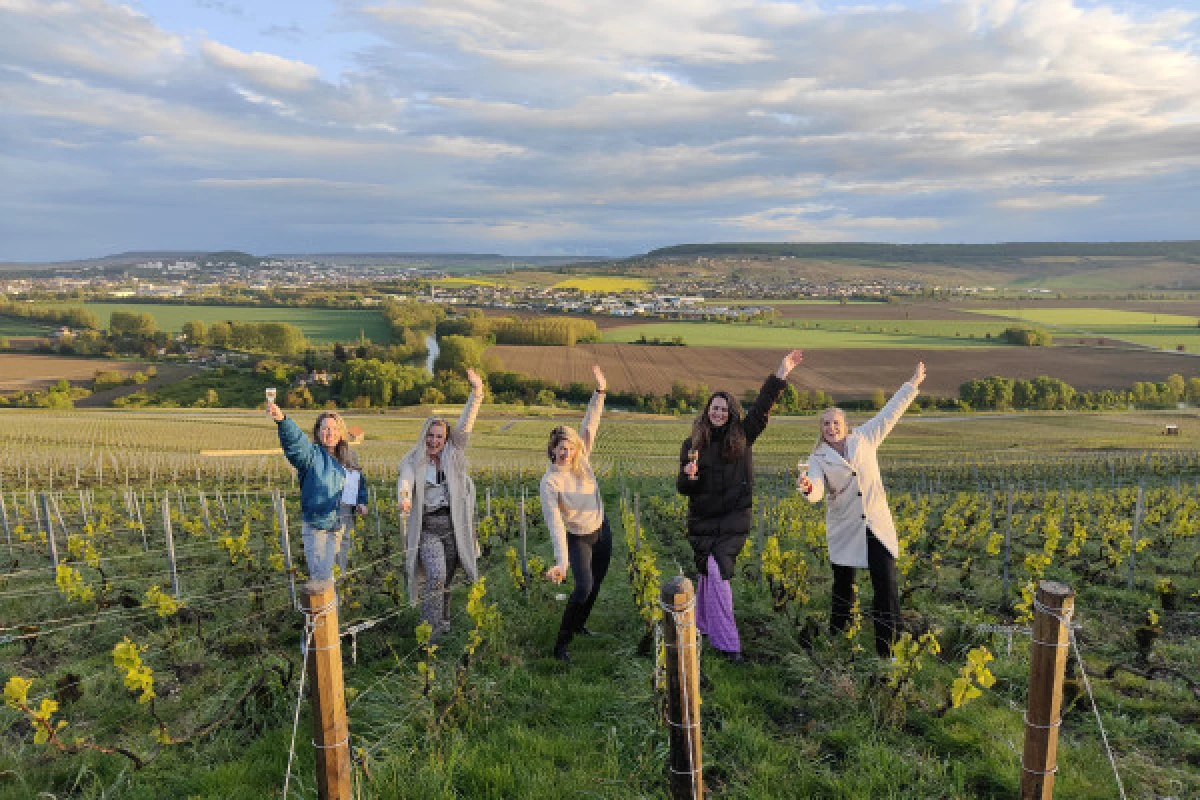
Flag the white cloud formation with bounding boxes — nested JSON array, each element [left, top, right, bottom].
[[995, 193, 1104, 210], [200, 40, 319, 92], [1, 0, 1199, 258]]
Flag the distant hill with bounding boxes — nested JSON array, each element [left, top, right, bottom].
[[628, 241, 1200, 290], [646, 241, 1200, 262]]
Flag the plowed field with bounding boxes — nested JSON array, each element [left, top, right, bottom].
[[0, 354, 143, 390], [487, 344, 1200, 398]]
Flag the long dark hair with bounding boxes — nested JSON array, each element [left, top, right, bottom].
[[689, 391, 747, 462]]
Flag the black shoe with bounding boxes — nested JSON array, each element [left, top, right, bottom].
[[717, 649, 744, 664], [575, 625, 596, 637], [553, 643, 571, 663]]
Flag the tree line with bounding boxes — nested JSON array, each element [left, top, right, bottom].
[[960, 373, 1200, 411]]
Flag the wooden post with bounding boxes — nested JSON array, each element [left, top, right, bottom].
[[273, 490, 298, 609], [199, 491, 212, 537], [40, 494, 58, 569], [0, 492, 10, 559], [633, 493, 641, 552], [485, 487, 491, 518], [519, 488, 529, 583], [1021, 580, 1075, 799], [301, 580, 352, 800], [134, 491, 148, 551], [661, 575, 703, 800], [162, 493, 180, 599], [1002, 487, 1014, 606], [1127, 482, 1144, 591]]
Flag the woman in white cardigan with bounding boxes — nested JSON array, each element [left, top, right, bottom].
[[398, 368, 484, 637], [798, 362, 925, 657]]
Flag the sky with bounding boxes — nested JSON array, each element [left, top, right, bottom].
[[2, 0, 1199, 261]]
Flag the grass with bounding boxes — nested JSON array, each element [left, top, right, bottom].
[[964, 308, 1200, 350], [551, 276, 651, 292], [602, 321, 1010, 348], [0, 422, 1197, 797], [67, 303, 391, 344], [0, 318, 50, 337]]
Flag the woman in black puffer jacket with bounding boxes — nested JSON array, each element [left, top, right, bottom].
[[677, 349, 802, 662]]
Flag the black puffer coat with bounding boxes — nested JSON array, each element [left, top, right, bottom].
[[676, 374, 787, 579]]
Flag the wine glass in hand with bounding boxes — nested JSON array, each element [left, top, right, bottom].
[[686, 449, 700, 480]]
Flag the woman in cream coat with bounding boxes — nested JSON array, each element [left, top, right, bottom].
[[398, 369, 484, 637], [798, 362, 925, 657]]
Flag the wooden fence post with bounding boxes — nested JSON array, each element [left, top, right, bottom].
[[1127, 482, 1144, 591], [162, 493, 180, 599], [40, 493, 58, 569], [633, 493, 641, 553], [0, 492, 10, 559], [519, 488, 529, 583], [301, 580, 352, 800], [1021, 580, 1075, 799], [1002, 487, 1014, 606], [661, 575, 703, 800], [274, 490, 297, 610]]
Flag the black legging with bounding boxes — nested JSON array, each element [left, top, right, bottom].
[[830, 529, 900, 657], [566, 517, 613, 616]]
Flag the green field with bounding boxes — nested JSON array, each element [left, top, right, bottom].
[[602, 321, 1009, 349], [966, 308, 1200, 350], [967, 309, 1198, 326], [76, 303, 391, 344], [552, 276, 651, 292], [0, 318, 49, 337], [0, 409, 1197, 798]]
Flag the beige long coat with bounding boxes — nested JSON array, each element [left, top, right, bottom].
[[803, 382, 918, 568], [397, 389, 482, 605]]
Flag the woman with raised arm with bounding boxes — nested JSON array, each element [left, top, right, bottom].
[[677, 349, 803, 663], [398, 368, 485, 638], [268, 403, 368, 582], [797, 362, 925, 658], [541, 366, 610, 663]]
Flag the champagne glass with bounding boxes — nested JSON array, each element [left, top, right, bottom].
[[687, 449, 700, 480], [265, 387, 277, 405]]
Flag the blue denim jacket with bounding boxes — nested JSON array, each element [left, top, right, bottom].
[[277, 417, 369, 530]]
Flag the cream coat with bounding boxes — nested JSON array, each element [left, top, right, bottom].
[[397, 389, 482, 605], [802, 382, 918, 568]]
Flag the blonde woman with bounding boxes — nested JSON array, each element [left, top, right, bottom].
[[798, 362, 925, 657], [541, 365, 609, 663], [398, 368, 484, 637], [268, 404, 368, 582]]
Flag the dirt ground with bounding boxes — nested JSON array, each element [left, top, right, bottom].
[[0, 354, 143, 391], [487, 343, 1200, 398]]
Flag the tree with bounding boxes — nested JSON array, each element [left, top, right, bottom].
[[870, 389, 886, 410], [181, 320, 207, 345], [434, 335, 485, 373], [109, 311, 157, 337], [208, 321, 232, 348]]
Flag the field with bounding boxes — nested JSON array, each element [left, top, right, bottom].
[[0, 355, 145, 391], [963, 308, 1200, 351], [74, 303, 391, 345], [0, 409, 1197, 798], [487, 343, 1200, 398], [602, 321, 1013, 349], [552, 276, 651, 292], [0, 319, 50, 338]]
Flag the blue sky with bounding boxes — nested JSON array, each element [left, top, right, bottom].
[[2, 0, 1199, 260]]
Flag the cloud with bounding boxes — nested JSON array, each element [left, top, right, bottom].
[[2, 0, 1200, 259], [199, 40, 320, 92], [994, 193, 1104, 210]]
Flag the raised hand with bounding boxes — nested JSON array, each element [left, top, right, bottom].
[[911, 361, 926, 388], [266, 400, 284, 422], [592, 365, 607, 392], [466, 367, 483, 392], [776, 349, 803, 379]]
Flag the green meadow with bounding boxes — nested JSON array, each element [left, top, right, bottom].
[[77, 303, 392, 344], [965, 308, 1200, 350]]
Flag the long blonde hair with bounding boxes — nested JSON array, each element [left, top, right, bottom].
[[546, 425, 589, 479], [811, 406, 846, 458], [401, 416, 468, 479]]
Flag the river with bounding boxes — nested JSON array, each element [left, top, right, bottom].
[[425, 334, 439, 375]]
